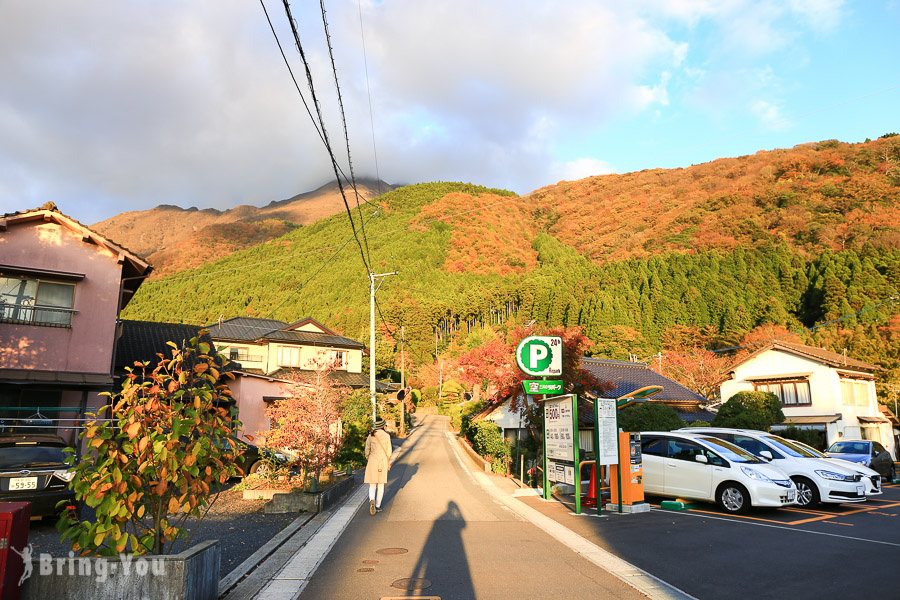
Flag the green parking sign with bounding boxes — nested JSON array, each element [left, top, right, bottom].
[[515, 336, 563, 377]]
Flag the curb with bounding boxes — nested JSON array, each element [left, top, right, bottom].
[[445, 430, 698, 600]]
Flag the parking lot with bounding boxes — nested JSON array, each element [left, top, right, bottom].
[[518, 481, 900, 600]]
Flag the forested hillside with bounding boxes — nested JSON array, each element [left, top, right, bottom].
[[123, 137, 900, 393]]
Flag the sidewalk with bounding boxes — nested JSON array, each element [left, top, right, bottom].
[[220, 427, 694, 600]]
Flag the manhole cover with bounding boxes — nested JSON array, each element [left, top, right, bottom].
[[357, 567, 375, 573], [376, 548, 409, 555], [391, 578, 432, 591], [362, 560, 379, 565]]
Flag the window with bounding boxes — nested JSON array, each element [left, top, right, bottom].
[[754, 379, 811, 406], [841, 379, 870, 407], [732, 434, 779, 459], [667, 439, 705, 462], [277, 346, 301, 367], [641, 437, 666, 456], [0, 276, 75, 326], [327, 350, 347, 370]]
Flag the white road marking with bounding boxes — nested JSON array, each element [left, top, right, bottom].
[[653, 508, 900, 547]]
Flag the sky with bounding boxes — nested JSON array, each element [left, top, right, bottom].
[[1, 1, 898, 226]]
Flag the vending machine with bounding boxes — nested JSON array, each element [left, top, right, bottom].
[[610, 432, 644, 508]]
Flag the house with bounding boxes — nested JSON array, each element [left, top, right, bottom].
[[114, 319, 278, 444], [0, 203, 152, 444], [474, 357, 714, 452], [720, 339, 894, 457]]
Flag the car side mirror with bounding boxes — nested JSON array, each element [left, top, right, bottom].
[[694, 454, 708, 464], [760, 450, 773, 461]]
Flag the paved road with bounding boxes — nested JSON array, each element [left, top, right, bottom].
[[298, 415, 646, 600]]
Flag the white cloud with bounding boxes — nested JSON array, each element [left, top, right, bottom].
[[554, 158, 617, 184]]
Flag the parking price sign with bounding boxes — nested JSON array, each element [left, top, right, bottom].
[[544, 395, 575, 461]]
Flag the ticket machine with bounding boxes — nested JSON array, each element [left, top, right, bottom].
[[610, 432, 644, 508], [0, 502, 31, 600]]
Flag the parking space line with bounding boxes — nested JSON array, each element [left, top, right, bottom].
[[651, 508, 900, 547]]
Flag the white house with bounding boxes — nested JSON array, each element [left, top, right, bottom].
[[720, 340, 894, 457]]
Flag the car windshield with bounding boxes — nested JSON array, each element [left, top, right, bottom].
[[827, 441, 869, 454], [0, 445, 67, 470], [787, 439, 828, 458], [696, 437, 762, 464], [761, 435, 819, 458]]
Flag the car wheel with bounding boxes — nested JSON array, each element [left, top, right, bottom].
[[249, 460, 270, 478], [792, 476, 820, 507], [716, 483, 750, 514]]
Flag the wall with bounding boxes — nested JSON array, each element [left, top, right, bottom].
[[1, 220, 122, 375], [227, 374, 288, 444]]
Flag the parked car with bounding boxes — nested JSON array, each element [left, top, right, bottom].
[[640, 431, 797, 514], [787, 438, 883, 498], [825, 440, 895, 482], [227, 437, 287, 478], [680, 427, 878, 507], [0, 434, 77, 518]]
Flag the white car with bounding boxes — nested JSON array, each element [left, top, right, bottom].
[[640, 431, 797, 514], [679, 428, 880, 507]]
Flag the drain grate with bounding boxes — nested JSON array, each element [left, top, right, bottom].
[[376, 547, 409, 555], [391, 578, 432, 590], [362, 559, 379, 565], [357, 567, 375, 573]]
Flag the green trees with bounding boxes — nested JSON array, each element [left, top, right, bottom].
[[712, 391, 785, 430], [617, 402, 683, 432]]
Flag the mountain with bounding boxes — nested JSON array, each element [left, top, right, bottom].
[[92, 178, 395, 275], [122, 137, 900, 385]]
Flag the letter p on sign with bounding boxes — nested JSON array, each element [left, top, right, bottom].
[[515, 336, 562, 377]]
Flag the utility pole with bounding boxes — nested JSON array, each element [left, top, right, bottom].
[[400, 326, 405, 390], [370, 271, 398, 423]]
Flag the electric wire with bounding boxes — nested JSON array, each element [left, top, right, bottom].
[[318, 0, 372, 268], [280, 0, 371, 276], [356, 0, 384, 197]]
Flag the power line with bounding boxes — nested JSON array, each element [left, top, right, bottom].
[[318, 0, 372, 268], [356, 0, 384, 197], [280, 0, 370, 276]]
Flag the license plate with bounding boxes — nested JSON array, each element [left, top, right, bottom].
[[787, 491, 795, 502], [857, 485, 865, 495], [9, 477, 37, 491]]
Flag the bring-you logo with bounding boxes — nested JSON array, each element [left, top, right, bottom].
[[12, 543, 166, 585]]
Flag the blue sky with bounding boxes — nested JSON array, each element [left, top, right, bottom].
[[1, 1, 897, 225]]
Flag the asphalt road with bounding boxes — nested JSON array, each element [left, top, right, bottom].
[[517, 481, 900, 600], [298, 414, 647, 600]]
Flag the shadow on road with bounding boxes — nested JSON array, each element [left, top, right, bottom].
[[407, 500, 474, 598]]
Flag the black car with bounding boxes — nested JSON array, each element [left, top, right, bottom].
[[0, 434, 77, 518], [222, 436, 287, 478]]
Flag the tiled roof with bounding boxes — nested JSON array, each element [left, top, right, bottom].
[[580, 357, 708, 403], [115, 320, 204, 369], [205, 317, 289, 341], [265, 368, 396, 392], [205, 317, 365, 349], [732, 340, 879, 373], [262, 329, 365, 349]]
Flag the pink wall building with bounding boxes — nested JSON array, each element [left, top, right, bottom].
[[0, 203, 151, 444]]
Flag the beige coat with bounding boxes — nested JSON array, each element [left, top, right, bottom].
[[364, 429, 391, 484]]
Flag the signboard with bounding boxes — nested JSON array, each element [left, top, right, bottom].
[[547, 460, 576, 485], [597, 397, 618, 466], [515, 336, 562, 377], [522, 380, 563, 395], [544, 395, 575, 462]]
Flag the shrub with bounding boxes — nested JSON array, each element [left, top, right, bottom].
[[712, 391, 784, 430], [617, 402, 684, 432], [59, 334, 242, 555], [469, 420, 509, 473], [777, 425, 826, 450]]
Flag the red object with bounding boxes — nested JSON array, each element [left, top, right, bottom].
[[0, 502, 32, 600], [583, 465, 598, 507]]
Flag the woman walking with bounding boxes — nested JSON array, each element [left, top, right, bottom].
[[364, 417, 391, 515]]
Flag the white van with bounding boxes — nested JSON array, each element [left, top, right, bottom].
[[679, 428, 881, 507]]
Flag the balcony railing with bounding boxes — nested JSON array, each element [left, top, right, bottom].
[[0, 302, 76, 327]]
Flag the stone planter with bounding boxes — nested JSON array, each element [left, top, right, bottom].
[[21, 539, 219, 600], [264, 472, 358, 514]]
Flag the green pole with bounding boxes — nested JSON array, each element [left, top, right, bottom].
[[593, 398, 601, 516], [616, 411, 623, 514], [572, 394, 581, 515], [542, 398, 549, 500]]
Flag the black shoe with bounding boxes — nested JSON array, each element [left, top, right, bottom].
[[375, 507, 383, 513]]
